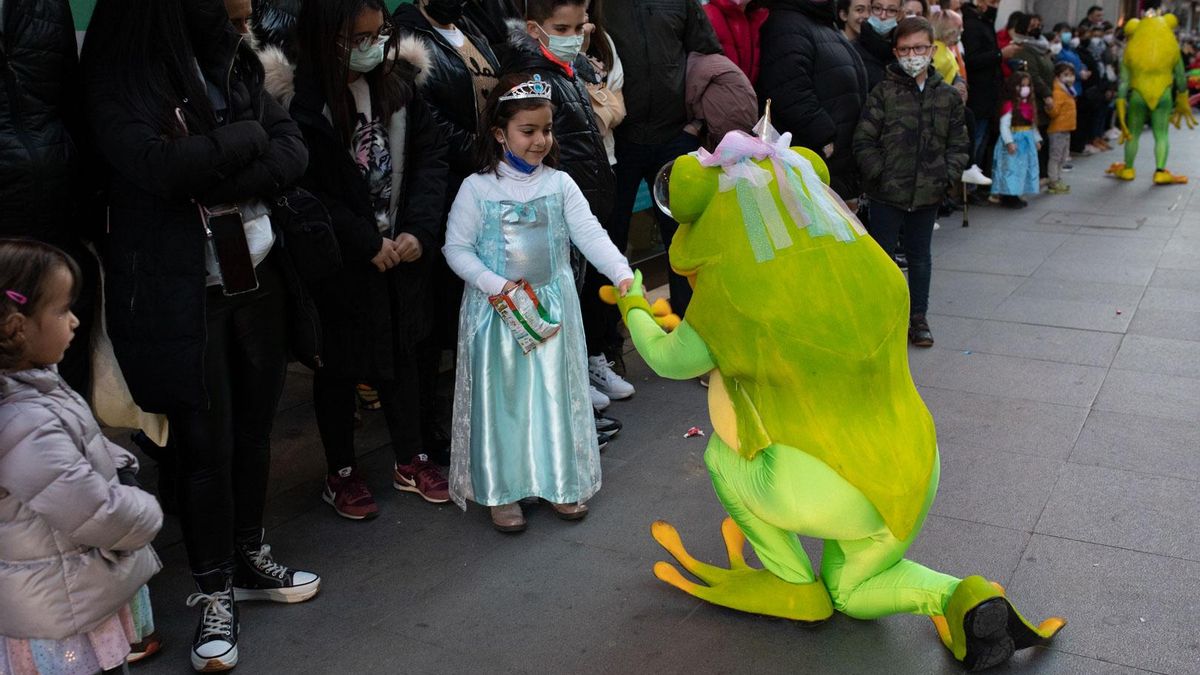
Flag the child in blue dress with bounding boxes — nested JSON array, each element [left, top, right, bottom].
[[992, 70, 1043, 208], [443, 73, 634, 533]]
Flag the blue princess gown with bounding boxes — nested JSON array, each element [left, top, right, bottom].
[[443, 163, 634, 508]]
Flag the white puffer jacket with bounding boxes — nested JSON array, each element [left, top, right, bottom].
[[0, 367, 162, 640]]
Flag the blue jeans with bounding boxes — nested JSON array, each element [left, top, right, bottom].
[[611, 132, 701, 316], [865, 202, 937, 316]]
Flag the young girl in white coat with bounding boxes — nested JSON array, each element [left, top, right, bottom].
[[443, 73, 634, 533], [0, 239, 162, 674]]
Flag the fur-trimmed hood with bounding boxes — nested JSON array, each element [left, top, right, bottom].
[[259, 34, 432, 108]]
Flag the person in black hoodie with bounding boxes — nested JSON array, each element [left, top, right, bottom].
[[281, 0, 451, 522], [81, 0, 318, 670], [394, 0, 500, 464], [507, 0, 639, 413], [757, 0, 868, 203], [0, 0, 98, 395], [856, 0, 902, 91], [960, 0, 1003, 170]]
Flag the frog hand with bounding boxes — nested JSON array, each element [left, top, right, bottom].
[[599, 270, 681, 332], [650, 518, 833, 624], [1115, 98, 1132, 143], [1171, 92, 1198, 130]]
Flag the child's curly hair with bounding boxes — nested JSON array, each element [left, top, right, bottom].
[[0, 239, 81, 370]]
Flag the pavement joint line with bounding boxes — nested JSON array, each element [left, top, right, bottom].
[[917, 341, 1121, 368], [1026, 530, 1200, 566], [917, 385, 1092, 412]]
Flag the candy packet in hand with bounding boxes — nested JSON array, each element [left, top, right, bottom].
[[489, 280, 560, 354]]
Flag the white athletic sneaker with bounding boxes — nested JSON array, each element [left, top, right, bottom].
[[961, 164, 993, 186], [1105, 127, 1121, 141], [589, 355, 635, 400], [589, 385, 611, 411]]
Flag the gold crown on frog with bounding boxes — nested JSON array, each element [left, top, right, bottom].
[[499, 74, 553, 102]]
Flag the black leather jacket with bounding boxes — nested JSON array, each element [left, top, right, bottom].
[[394, 3, 500, 185], [502, 31, 615, 224]]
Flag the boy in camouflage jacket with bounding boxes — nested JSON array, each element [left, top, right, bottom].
[[853, 16, 970, 348]]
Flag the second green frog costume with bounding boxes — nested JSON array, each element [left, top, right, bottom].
[[615, 122, 1064, 671]]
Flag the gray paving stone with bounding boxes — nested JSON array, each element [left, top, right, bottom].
[[1126, 306, 1200, 341], [927, 270, 1025, 319], [1072, 410, 1200, 482], [961, 320, 1123, 367], [932, 443, 1065, 531], [1049, 235, 1167, 265], [915, 314, 988, 351], [1010, 535, 1200, 675], [990, 277, 1142, 332], [1149, 267, 1200, 291], [1037, 462, 1200, 561], [1032, 257, 1157, 286], [1112, 334, 1200, 378], [1138, 285, 1200, 312], [919, 387, 1088, 460], [1039, 211, 1144, 230], [1093, 368, 1200, 422], [912, 350, 1107, 408], [1158, 238, 1200, 271]]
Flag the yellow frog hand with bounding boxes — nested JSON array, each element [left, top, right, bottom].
[[1171, 92, 1198, 130], [650, 519, 834, 623], [1116, 99, 1133, 143], [600, 271, 679, 331]]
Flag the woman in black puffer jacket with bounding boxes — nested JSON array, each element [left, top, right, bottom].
[[81, 0, 318, 668], [758, 0, 868, 200]]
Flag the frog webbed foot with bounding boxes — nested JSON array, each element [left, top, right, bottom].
[[650, 518, 833, 624]]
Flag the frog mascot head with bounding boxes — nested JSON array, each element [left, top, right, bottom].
[[614, 120, 1065, 671], [1105, 10, 1197, 183]]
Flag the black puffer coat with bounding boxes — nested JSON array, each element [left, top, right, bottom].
[[758, 0, 867, 199], [0, 0, 85, 245], [83, 11, 308, 413], [503, 32, 615, 223], [961, 2, 1003, 120], [284, 44, 449, 381], [856, 20, 896, 93], [393, 3, 499, 189]]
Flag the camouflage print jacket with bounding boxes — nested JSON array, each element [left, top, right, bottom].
[[853, 63, 970, 211]]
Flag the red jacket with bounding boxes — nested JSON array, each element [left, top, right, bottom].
[[703, 0, 769, 84]]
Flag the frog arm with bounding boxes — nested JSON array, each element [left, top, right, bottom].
[[626, 311, 716, 380], [1175, 57, 1188, 93], [1118, 60, 1132, 101]]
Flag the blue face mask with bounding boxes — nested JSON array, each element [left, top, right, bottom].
[[867, 15, 897, 35], [537, 24, 584, 63], [1060, 31, 1073, 46], [349, 39, 385, 73], [502, 139, 539, 175]]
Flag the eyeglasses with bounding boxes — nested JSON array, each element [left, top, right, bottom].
[[870, 4, 900, 18], [895, 44, 933, 56], [343, 23, 393, 52]]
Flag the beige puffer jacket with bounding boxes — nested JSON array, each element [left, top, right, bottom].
[[0, 367, 162, 640]]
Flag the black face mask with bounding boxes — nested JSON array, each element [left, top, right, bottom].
[[424, 0, 464, 25]]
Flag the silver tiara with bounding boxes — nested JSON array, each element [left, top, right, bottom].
[[499, 74, 552, 102]]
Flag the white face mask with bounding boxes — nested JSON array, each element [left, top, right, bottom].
[[1049, 42, 1062, 55], [1019, 85, 1031, 98], [537, 24, 584, 62], [1070, 36, 1081, 48], [899, 54, 932, 78]]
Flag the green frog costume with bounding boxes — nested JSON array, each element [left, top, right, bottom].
[[614, 121, 1065, 671]]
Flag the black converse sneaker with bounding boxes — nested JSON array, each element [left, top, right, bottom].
[[232, 543, 321, 603], [186, 586, 238, 672]]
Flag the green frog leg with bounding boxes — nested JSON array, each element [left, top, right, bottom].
[[1124, 90, 1150, 168], [1150, 88, 1173, 170], [705, 435, 959, 619]]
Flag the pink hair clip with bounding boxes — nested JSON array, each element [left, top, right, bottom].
[[5, 290, 27, 305]]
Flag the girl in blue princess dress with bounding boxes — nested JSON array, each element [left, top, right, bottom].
[[443, 73, 634, 533]]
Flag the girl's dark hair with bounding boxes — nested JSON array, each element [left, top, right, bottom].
[[475, 72, 558, 174], [1006, 11, 1025, 30], [296, 0, 411, 145], [525, 0, 587, 23], [904, 0, 929, 19], [81, 0, 260, 137], [1054, 61, 1076, 77], [585, 0, 614, 72], [0, 239, 82, 370], [1005, 70, 1038, 124]]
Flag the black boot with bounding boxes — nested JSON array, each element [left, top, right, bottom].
[[909, 314, 935, 348]]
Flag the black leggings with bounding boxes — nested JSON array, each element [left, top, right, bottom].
[[167, 258, 288, 575], [313, 353, 423, 474]]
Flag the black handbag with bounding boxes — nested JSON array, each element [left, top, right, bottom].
[[271, 187, 342, 288]]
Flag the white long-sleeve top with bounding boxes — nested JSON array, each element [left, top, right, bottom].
[[443, 162, 634, 296]]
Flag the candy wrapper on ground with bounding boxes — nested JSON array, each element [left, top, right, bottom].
[[489, 280, 560, 354]]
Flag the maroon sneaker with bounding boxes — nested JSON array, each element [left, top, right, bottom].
[[322, 467, 380, 520], [393, 454, 450, 503]]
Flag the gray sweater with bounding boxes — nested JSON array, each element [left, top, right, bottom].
[[0, 367, 162, 640]]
